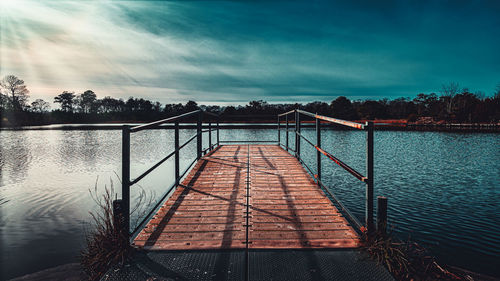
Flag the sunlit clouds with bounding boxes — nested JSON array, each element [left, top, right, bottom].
[[1, 1, 500, 104]]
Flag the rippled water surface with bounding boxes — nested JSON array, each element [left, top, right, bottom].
[[0, 128, 499, 279]]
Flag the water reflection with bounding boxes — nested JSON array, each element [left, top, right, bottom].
[[0, 131, 31, 185]]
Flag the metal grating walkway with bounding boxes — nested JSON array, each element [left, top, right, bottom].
[[103, 249, 395, 281]]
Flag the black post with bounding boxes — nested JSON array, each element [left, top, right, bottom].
[[209, 121, 212, 150], [197, 111, 202, 159], [377, 196, 388, 236], [365, 121, 374, 234], [121, 125, 130, 238], [316, 117, 321, 184], [113, 199, 124, 231], [285, 114, 289, 151], [295, 110, 301, 159], [277, 116, 280, 145], [217, 116, 220, 146], [174, 121, 180, 186]]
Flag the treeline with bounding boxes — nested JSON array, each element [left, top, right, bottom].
[[1, 75, 499, 127]]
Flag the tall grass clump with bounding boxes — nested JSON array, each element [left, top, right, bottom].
[[81, 177, 154, 280], [361, 229, 464, 280], [80, 180, 133, 280]]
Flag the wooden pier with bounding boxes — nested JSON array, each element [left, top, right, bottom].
[[133, 144, 360, 250]]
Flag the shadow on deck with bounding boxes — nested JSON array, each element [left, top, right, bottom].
[[106, 145, 393, 281], [133, 145, 359, 250]]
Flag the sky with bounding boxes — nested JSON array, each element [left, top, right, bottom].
[[1, 0, 500, 105]]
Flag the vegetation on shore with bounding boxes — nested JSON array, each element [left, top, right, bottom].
[[361, 230, 495, 281], [81, 178, 153, 281], [81, 182, 134, 281], [1, 75, 499, 127]]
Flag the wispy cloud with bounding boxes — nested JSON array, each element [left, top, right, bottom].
[[1, 0, 499, 104]]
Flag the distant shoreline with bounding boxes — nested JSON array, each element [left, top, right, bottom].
[[1, 120, 499, 132]]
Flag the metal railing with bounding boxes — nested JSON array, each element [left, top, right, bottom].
[[115, 108, 379, 240], [118, 110, 221, 240], [277, 109, 375, 233]]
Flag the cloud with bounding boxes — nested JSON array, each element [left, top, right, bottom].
[[1, 0, 499, 105]]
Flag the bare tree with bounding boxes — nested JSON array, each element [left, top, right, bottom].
[[440, 82, 461, 114], [31, 99, 51, 113], [0, 75, 30, 110]]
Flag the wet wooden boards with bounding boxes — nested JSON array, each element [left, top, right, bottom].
[[133, 145, 360, 250]]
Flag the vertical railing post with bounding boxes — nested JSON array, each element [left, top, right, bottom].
[[121, 125, 130, 238], [209, 120, 212, 150], [295, 110, 301, 159], [316, 116, 321, 185], [285, 114, 289, 151], [277, 115, 280, 146], [217, 115, 220, 146], [197, 111, 202, 159], [174, 121, 180, 186], [295, 110, 298, 157], [365, 121, 374, 234]]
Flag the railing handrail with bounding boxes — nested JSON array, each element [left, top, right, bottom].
[[277, 109, 374, 234], [277, 109, 295, 117], [130, 110, 202, 133], [296, 109, 365, 130], [279, 109, 365, 130]]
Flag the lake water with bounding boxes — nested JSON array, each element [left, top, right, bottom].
[[0, 128, 499, 279]]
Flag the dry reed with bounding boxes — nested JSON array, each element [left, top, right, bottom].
[[361, 229, 464, 281]]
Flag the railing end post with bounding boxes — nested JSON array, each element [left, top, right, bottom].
[[295, 110, 300, 159], [197, 111, 203, 160], [174, 121, 180, 186], [316, 116, 321, 185], [217, 115, 220, 147], [285, 113, 289, 152], [121, 125, 131, 238], [365, 120, 374, 235], [208, 120, 212, 151]]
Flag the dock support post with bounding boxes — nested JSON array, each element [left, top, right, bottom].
[[197, 111, 202, 159], [316, 117, 321, 184], [365, 121, 374, 235], [285, 114, 289, 151], [377, 196, 388, 236], [121, 125, 130, 238], [175, 121, 180, 186], [112, 199, 124, 233]]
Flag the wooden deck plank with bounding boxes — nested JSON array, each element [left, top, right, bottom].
[[133, 144, 360, 250]]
